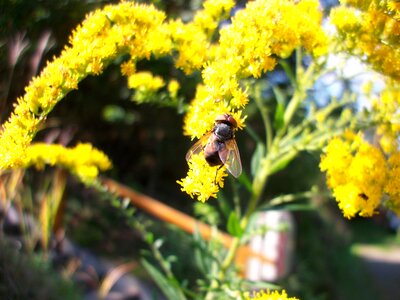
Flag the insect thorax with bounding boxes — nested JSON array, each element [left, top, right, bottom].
[[213, 123, 233, 141]]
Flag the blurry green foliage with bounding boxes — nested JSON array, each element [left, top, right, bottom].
[[0, 238, 81, 299]]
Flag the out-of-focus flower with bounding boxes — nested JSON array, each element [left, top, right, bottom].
[[320, 132, 388, 218], [245, 289, 299, 300], [330, 1, 400, 80], [127, 71, 165, 91], [25, 143, 112, 184]]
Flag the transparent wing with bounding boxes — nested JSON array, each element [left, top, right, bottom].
[[185, 132, 212, 161], [219, 139, 242, 178]]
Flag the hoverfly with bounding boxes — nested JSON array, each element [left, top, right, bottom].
[[186, 114, 242, 178]]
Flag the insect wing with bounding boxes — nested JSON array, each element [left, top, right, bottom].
[[219, 139, 242, 178], [185, 132, 212, 161]]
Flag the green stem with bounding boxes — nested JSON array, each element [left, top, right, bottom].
[[253, 84, 273, 151], [219, 158, 270, 274], [262, 190, 319, 209]]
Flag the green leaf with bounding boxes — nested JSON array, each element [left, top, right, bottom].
[[145, 232, 154, 244], [193, 202, 221, 225], [272, 86, 286, 130], [241, 279, 280, 290], [227, 211, 243, 237], [279, 60, 296, 87], [251, 143, 265, 177], [141, 259, 186, 300], [237, 171, 252, 193], [216, 191, 232, 219], [274, 102, 285, 130], [260, 202, 314, 211], [192, 229, 212, 275], [269, 150, 297, 175]]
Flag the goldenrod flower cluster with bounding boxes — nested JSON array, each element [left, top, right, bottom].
[[325, 1, 400, 218], [370, 81, 400, 154], [320, 129, 400, 218], [0, 1, 170, 175], [185, 0, 327, 139], [168, 0, 235, 74], [167, 80, 180, 98], [246, 289, 298, 300], [177, 153, 228, 203], [179, 0, 328, 201], [330, 0, 400, 80], [128, 72, 165, 91], [320, 132, 387, 218], [0, 0, 244, 188], [25, 143, 112, 184]]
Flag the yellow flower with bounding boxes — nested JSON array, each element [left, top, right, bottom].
[[167, 80, 180, 98], [180, 0, 327, 201], [177, 153, 228, 202], [185, 0, 327, 136], [120, 60, 136, 76], [168, 20, 210, 74], [127, 71, 165, 91], [330, 2, 400, 80], [320, 132, 388, 218], [0, 2, 171, 171], [25, 143, 112, 184], [183, 85, 243, 139], [371, 82, 400, 155], [384, 152, 400, 216], [246, 289, 299, 300], [193, 0, 234, 35]]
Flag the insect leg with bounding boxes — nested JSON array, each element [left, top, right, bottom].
[[214, 165, 224, 186]]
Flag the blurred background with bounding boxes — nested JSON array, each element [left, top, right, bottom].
[[1, 0, 400, 299]]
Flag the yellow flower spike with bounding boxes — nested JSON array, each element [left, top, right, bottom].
[[127, 71, 165, 91], [245, 289, 299, 300], [194, 0, 234, 35], [231, 87, 249, 109], [183, 0, 327, 139], [180, 0, 326, 201], [0, 2, 171, 171], [183, 84, 247, 140], [177, 153, 228, 203], [25, 143, 112, 184], [120, 60, 136, 77], [385, 152, 400, 215], [330, 2, 400, 80], [320, 133, 388, 219], [168, 20, 209, 74], [167, 80, 180, 98]]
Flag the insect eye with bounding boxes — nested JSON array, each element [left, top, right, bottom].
[[227, 116, 237, 128]]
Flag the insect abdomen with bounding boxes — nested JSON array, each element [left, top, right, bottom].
[[205, 152, 222, 166]]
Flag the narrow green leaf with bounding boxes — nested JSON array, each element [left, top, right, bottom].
[[274, 102, 285, 130], [241, 279, 281, 290], [279, 60, 296, 87], [269, 157, 293, 175], [145, 232, 154, 244], [141, 259, 186, 300], [260, 202, 314, 211], [227, 211, 243, 237], [250, 143, 265, 177], [237, 171, 253, 193], [272, 86, 286, 130], [269, 150, 297, 175]]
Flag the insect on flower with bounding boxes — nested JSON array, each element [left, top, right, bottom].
[[186, 114, 242, 178]]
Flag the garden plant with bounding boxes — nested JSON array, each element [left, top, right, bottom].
[[1, 0, 400, 299]]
